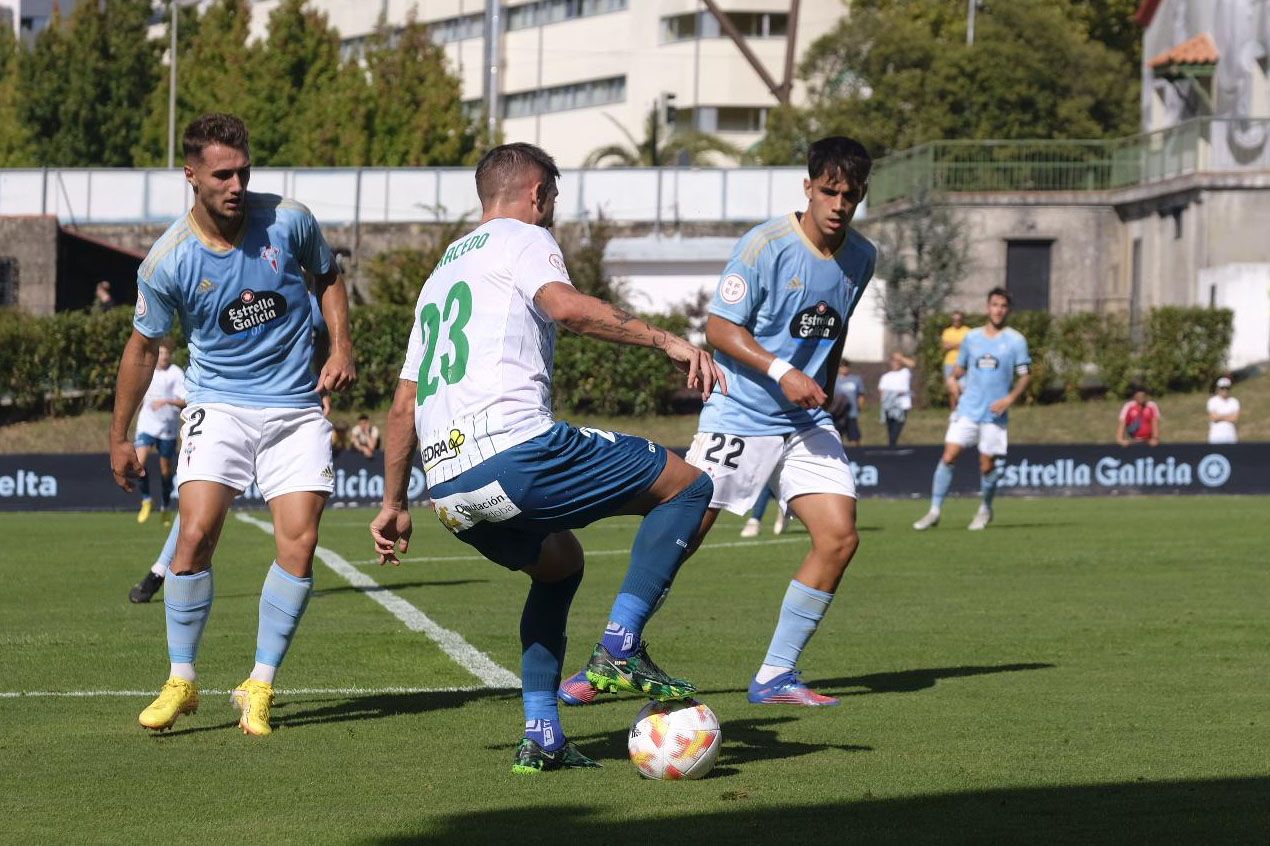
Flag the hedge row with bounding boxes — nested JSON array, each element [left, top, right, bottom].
[[917, 307, 1233, 406], [0, 305, 693, 419]]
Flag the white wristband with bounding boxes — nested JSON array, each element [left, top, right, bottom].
[[766, 358, 795, 383]]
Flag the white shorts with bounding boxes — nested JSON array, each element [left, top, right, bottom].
[[686, 426, 857, 516], [945, 415, 1008, 456], [175, 403, 334, 501]]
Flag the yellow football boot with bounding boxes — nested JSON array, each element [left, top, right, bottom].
[[231, 679, 275, 736], [137, 499, 153, 524], [138, 677, 199, 731]]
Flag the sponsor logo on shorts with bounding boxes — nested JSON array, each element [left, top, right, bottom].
[[719, 274, 748, 304], [218, 289, 288, 335], [431, 480, 522, 533], [789, 301, 842, 341], [320, 464, 334, 482], [421, 428, 467, 471]]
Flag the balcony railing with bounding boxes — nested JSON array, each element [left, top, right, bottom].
[[869, 118, 1270, 206]]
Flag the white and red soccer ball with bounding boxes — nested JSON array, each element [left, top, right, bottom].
[[627, 699, 721, 780]]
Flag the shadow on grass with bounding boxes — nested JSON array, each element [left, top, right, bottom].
[[274, 687, 522, 729], [313, 579, 489, 596], [369, 777, 1270, 844], [698, 662, 1055, 700], [535, 714, 872, 770]]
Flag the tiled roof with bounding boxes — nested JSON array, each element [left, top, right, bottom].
[[1148, 33, 1220, 69]]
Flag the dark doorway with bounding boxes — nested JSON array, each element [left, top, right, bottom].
[[56, 229, 145, 312], [1005, 240, 1052, 311]]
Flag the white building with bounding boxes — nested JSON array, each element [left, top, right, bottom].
[[242, 1, 848, 167], [0, 0, 86, 42]]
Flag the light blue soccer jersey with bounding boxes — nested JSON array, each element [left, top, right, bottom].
[[955, 327, 1031, 425], [133, 193, 333, 408], [698, 214, 875, 435]]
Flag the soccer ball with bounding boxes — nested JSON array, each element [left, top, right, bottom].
[[627, 698, 721, 780]]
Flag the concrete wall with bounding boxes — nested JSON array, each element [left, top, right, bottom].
[[1198, 263, 1270, 368], [0, 215, 57, 315]]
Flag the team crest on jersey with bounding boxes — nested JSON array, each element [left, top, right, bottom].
[[786, 276, 804, 291], [218, 289, 288, 335], [789, 300, 842, 341], [260, 244, 281, 273], [198, 278, 215, 295]]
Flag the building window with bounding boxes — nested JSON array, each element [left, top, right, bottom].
[[506, 0, 629, 32], [660, 11, 788, 43], [430, 12, 485, 44], [504, 75, 626, 119], [680, 106, 768, 133], [0, 257, 17, 308]]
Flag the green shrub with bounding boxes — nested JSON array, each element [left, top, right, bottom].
[[1141, 307, 1233, 395]]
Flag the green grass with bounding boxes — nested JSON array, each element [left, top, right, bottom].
[[1, 498, 1267, 843], [5, 372, 1265, 453]]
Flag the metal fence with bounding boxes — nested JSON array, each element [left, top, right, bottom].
[[869, 118, 1270, 206], [0, 166, 813, 227]]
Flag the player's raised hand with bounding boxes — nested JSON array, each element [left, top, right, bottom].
[[318, 350, 357, 394], [370, 506, 412, 566], [779, 370, 827, 410], [109, 440, 146, 493]]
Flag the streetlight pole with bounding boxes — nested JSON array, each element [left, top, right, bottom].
[[166, 0, 179, 169], [966, 0, 976, 46]]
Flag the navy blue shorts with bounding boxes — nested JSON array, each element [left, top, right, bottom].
[[427, 421, 668, 570], [134, 432, 177, 460]]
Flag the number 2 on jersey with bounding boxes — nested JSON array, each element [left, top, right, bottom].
[[417, 281, 472, 402]]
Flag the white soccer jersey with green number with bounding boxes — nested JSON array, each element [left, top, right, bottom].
[[399, 218, 569, 485]]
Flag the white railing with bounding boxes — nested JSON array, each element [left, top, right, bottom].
[[0, 166, 815, 226]]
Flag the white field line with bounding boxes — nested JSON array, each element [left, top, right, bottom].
[[0, 686, 492, 699], [356, 536, 807, 566], [235, 513, 520, 689]]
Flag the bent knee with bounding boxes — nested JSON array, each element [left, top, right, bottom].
[[816, 528, 860, 565]]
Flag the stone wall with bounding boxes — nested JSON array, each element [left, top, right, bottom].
[[0, 216, 59, 315]]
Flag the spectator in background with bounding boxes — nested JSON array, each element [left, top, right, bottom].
[[1117, 387, 1161, 447], [941, 311, 971, 403], [349, 414, 380, 458], [830, 358, 866, 448], [878, 352, 916, 448], [91, 281, 116, 313], [1207, 376, 1240, 444]]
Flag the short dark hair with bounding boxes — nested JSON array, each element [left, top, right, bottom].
[[358, 414, 369, 421], [987, 287, 1012, 305], [475, 143, 560, 205], [807, 136, 872, 189], [183, 113, 250, 161]]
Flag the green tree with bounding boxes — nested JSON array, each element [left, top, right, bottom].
[[248, 0, 344, 165], [584, 110, 740, 167], [366, 216, 475, 305], [0, 23, 35, 166], [362, 11, 478, 166], [20, 0, 157, 166], [755, 0, 1139, 162]]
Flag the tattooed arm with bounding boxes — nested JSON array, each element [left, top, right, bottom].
[[533, 281, 726, 400]]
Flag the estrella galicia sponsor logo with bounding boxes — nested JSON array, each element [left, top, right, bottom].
[[218, 289, 288, 335], [995, 455, 1213, 490], [976, 354, 1000, 371], [789, 300, 842, 341], [1197, 453, 1231, 488], [420, 428, 467, 471]]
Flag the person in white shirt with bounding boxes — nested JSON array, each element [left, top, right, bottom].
[[132, 344, 186, 523], [1207, 377, 1240, 444], [878, 352, 915, 447]]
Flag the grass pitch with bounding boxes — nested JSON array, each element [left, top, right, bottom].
[[1, 497, 1267, 844]]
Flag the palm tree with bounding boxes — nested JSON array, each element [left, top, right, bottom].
[[583, 109, 742, 168]]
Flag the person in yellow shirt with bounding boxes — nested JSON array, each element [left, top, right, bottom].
[[941, 311, 970, 405]]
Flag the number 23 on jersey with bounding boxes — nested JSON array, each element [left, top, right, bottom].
[[417, 281, 473, 403]]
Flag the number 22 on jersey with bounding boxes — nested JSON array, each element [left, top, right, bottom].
[[417, 281, 473, 402]]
